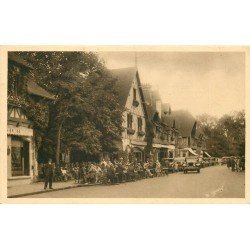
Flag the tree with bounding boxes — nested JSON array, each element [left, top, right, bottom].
[[18, 52, 123, 165], [197, 110, 245, 157]]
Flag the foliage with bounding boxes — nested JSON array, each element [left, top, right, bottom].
[[16, 52, 124, 163], [196, 110, 245, 157]]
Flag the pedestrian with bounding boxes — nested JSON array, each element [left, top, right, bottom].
[[231, 157, 236, 172], [42, 158, 54, 190], [77, 163, 83, 184]]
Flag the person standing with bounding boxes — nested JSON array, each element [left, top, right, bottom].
[[43, 159, 55, 190]]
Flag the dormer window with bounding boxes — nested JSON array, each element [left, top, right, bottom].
[[133, 88, 137, 101], [127, 113, 133, 129], [138, 117, 142, 132], [132, 88, 139, 107]]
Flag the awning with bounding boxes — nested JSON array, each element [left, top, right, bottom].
[[204, 151, 211, 157], [131, 140, 147, 146], [182, 147, 198, 156], [166, 145, 175, 150], [152, 144, 175, 150], [152, 143, 163, 148]]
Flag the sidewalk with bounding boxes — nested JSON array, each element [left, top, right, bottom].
[[7, 180, 91, 198]]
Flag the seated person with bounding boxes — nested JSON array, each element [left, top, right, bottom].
[[143, 161, 153, 178], [107, 161, 116, 184], [87, 164, 96, 184], [155, 160, 162, 176], [127, 162, 135, 181], [95, 164, 103, 183], [115, 163, 124, 183]]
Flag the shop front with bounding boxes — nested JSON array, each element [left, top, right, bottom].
[[7, 112, 36, 187], [152, 144, 175, 161]]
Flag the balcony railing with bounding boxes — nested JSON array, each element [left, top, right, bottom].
[[127, 128, 135, 135], [138, 131, 145, 136]]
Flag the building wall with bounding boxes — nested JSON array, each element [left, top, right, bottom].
[[121, 76, 146, 151], [7, 124, 37, 187]]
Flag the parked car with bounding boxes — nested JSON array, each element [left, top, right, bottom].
[[209, 157, 216, 166], [162, 158, 175, 173], [184, 156, 200, 174], [173, 157, 186, 171], [197, 157, 204, 168], [202, 158, 210, 167]]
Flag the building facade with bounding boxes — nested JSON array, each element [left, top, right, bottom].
[[141, 84, 178, 161], [111, 67, 147, 162], [7, 53, 54, 187], [169, 110, 206, 157]]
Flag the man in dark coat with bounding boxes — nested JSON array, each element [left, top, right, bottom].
[[43, 159, 54, 190]]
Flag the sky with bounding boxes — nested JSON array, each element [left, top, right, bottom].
[[98, 51, 245, 118]]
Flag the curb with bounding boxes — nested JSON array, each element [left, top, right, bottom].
[[8, 183, 98, 198]]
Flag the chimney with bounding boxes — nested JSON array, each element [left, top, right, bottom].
[[156, 100, 162, 118], [154, 89, 162, 118], [141, 84, 153, 105]]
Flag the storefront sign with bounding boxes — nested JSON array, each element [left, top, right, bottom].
[[7, 125, 33, 137]]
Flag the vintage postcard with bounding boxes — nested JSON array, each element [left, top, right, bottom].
[[0, 46, 249, 203]]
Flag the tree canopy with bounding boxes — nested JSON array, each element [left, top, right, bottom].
[[14, 52, 124, 164], [196, 110, 245, 157]]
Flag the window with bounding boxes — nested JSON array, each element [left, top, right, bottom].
[[138, 117, 142, 132], [11, 138, 30, 176], [133, 88, 137, 101], [127, 113, 133, 129], [8, 65, 21, 96]]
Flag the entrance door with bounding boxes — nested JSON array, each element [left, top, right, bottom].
[[132, 147, 143, 162], [11, 138, 30, 176], [159, 149, 167, 161]]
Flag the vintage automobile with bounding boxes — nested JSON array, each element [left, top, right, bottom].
[[161, 158, 175, 173], [209, 157, 216, 166], [173, 157, 186, 171], [184, 156, 200, 174], [202, 157, 210, 167]]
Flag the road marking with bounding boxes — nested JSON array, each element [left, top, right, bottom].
[[205, 184, 224, 198]]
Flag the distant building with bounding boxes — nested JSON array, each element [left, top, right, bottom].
[[141, 84, 178, 161], [169, 110, 206, 157], [7, 53, 54, 187], [110, 67, 148, 162]]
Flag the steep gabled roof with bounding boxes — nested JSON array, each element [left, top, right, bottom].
[[110, 67, 147, 118], [110, 67, 138, 106], [171, 110, 196, 137], [162, 103, 171, 115]]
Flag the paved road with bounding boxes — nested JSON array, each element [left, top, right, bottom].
[[26, 165, 245, 198]]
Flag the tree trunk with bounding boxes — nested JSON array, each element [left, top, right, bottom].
[[56, 122, 63, 167]]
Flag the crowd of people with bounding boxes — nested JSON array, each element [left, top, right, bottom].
[[226, 156, 245, 172], [38, 158, 170, 185], [38, 155, 245, 188]]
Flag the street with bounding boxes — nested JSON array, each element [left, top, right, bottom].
[[26, 165, 245, 198]]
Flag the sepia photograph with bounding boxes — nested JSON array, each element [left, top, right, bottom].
[[5, 48, 246, 200]]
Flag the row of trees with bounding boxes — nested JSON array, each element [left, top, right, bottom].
[[197, 110, 245, 157], [16, 52, 124, 165]]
